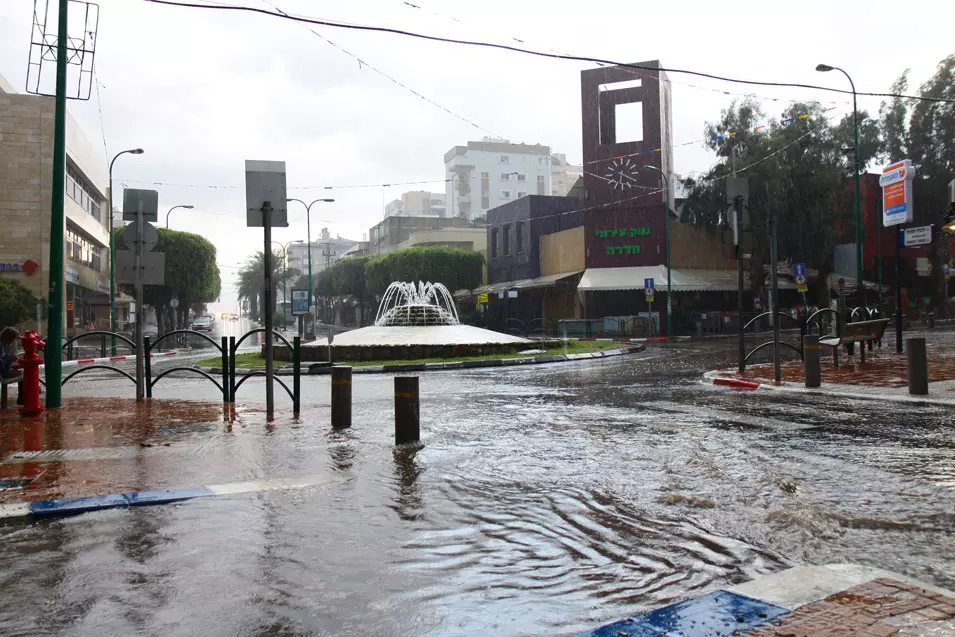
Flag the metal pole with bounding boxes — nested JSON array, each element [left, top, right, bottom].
[[850, 78, 863, 309], [135, 206, 145, 401], [644, 165, 671, 337], [394, 376, 420, 445], [895, 226, 903, 354], [735, 196, 745, 372], [306, 204, 313, 335], [906, 337, 928, 395], [331, 365, 352, 428], [771, 216, 781, 384], [44, 0, 68, 408], [108, 160, 116, 355], [263, 204, 275, 419]]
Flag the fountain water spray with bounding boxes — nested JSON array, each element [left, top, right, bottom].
[[375, 282, 460, 327]]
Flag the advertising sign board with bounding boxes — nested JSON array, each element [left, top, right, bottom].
[[880, 160, 915, 227], [290, 289, 309, 315]]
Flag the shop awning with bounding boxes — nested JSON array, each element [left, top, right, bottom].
[[512, 270, 583, 290], [472, 279, 532, 296], [826, 273, 887, 293], [578, 266, 750, 292]]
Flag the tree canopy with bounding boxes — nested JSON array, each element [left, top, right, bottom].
[[115, 227, 221, 331], [363, 246, 484, 295], [0, 278, 38, 328], [235, 250, 299, 323]]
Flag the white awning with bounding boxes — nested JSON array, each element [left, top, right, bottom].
[[512, 270, 583, 290], [578, 266, 746, 292]]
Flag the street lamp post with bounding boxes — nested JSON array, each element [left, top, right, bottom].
[[108, 147, 144, 355], [817, 64, 864, 307], [271, 241, 293, 334], [165, 204, 195, 228], [644, 165, 672, 338], [286, 198, 335, 335]]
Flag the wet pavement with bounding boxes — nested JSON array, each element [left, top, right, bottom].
[[1, 342, 953, 636]]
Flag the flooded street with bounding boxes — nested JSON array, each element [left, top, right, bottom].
[[1, 344, 953, 636]]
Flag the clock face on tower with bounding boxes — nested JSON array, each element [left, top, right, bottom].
[[605, 157, 639, 190]]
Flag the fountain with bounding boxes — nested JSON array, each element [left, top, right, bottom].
[[375, 282, 459, 327], [289, 280, 555, 362]]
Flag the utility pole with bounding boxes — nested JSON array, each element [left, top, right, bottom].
[[735, 195, 745, 372], [44, 0, 68, 408]]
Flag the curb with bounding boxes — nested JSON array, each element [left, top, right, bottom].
[[196, 344, 646, 376], [702, 369, 955, 406], [0, 475, 338, 522]]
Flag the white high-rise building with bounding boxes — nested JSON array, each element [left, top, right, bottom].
[[445, 139, 552, 221]]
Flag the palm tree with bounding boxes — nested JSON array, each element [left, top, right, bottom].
[[235, 250, 299, 323]]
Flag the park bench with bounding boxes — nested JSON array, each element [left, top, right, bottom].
[[819, 318, 890, 364], [0, 374, 22, 409]]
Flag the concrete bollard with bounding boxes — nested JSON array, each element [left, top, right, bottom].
[[906, 338, 928, 395], [803, 335, 821, 388], [331, 366, 352, 428], [394, 376, 420, 445]]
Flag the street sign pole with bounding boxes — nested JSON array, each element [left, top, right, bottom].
[[895, 226, 903, 354], [135, 207, 145, 401], [734, 195, 745, 373], [263, 203, 275, 420]]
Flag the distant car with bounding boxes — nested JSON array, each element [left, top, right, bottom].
[[191, 316, 213, 332]]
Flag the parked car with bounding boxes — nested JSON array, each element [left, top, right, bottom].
[[191, 316, 213, 332]]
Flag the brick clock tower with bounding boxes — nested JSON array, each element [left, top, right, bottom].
[[580, 60, 673, 269]]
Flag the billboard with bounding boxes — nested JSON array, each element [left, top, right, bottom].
[[290, 288, 309, 315], [880, 159, 915, 227]]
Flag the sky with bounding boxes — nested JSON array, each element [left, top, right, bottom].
[[1, 0, 952, 314]]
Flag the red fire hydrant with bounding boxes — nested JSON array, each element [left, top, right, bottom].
[[18, 330, 45, 417]]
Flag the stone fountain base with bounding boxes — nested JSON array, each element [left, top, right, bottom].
[[273, 324, 553, 362]]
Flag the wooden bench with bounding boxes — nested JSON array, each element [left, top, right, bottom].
[[0, 374, 22, 409], [819, 319, 890, 364]]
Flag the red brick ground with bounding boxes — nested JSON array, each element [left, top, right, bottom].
[[747, 578, 955, 636], [722, 340, 955, 389]]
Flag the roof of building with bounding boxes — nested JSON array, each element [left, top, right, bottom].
[[445, 140, 552, 163]]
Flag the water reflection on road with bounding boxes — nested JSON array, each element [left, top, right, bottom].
[[0, 344, 952, 636]]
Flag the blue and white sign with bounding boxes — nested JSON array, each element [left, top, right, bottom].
[[644, 278, 655, 290], [792, 263, 806, 278]]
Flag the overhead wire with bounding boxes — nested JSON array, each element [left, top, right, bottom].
[[141, 0, 955, 104], [261, 0, 503, 138]]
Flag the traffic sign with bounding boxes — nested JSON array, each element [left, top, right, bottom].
[[122, 189, 159, 223], [123, 221, 159, 253], [644, 278, 654, 290], [645, 292, 654, 303], [792, 262, 806, 278], [881, 159, 916, 227], [169, 298, 179, 308], [903, 225, 933, 247]]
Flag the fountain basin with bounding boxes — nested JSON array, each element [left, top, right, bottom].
[[277, 325, 549, 362]]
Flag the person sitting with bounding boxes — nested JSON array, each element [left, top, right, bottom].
[[0, 327, 23, 405]]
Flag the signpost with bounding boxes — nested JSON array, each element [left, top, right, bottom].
[[882, 160, 917, 354], [245, 160, 288, 421], [645, 278, 655, 335], [793, 262, 808, 294], [117, 188, 163, 401], [290, 288, 309, 315], [903, 225, 933, 248]]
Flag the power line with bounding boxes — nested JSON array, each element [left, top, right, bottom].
[[262, 1, 503, 138], [141, 0, 955, 104]]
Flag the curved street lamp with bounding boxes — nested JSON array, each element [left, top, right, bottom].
[[108, 147, 144, 354], [816, 63, 864, 306], [644, 164, 671, 338], [165, 204, 195, 228], [286, 198, 335, 332], [271, 240, 295, 333]]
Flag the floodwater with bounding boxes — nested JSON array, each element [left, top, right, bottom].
[[0, 343, 953, 636]]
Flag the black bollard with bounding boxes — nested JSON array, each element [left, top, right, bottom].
[[394, 376, 420, 445], [331, 366, 352, 428], [803, 335, 821, 388], [906, 338, 928, 395]]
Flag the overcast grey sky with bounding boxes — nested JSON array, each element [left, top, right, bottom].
[[1, 0, 952, 313]]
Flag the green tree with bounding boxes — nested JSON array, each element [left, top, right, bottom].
[[880, 54, 955, 313], [681, 100, 855, 303], [235, 250, 299, 324], [115, 227, 221, 334], [0, 278, 39, 328], [363, 246, 484, 296]]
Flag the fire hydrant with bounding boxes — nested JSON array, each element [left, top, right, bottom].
[[18, 330, 45, 417]]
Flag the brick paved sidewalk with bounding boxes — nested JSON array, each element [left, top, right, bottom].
[[747, 578, 955, 637]]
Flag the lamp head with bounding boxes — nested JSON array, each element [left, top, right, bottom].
[[815, 64, 834, 72], [321, 198, 335, 202], [182, 205, 195, 209], [131, 148, 144, 154]]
